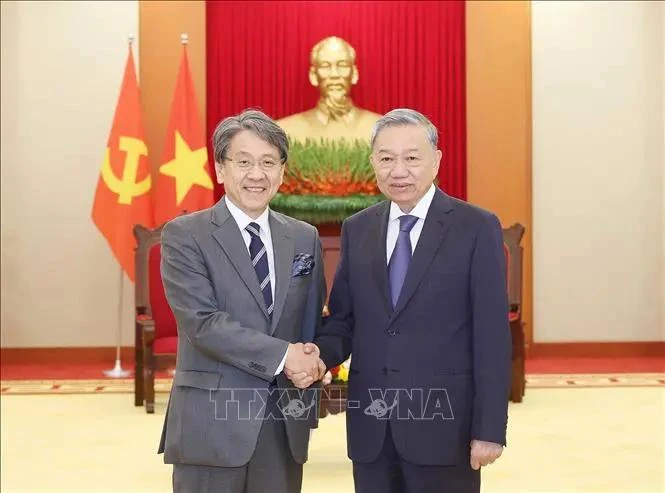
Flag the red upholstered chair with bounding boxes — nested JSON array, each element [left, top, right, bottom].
[[134, 224, 177, 413], [502, 224, 526, 403]]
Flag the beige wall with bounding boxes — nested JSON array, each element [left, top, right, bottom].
[[466, 1, 533, 343], [532, 1, 665, 342], [138, 1, 206, 176], [4, 1, 662, 349], [0, 1, 139, 347]]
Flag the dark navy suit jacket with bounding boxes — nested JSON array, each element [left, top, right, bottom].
[[316, 188, 511, 465]]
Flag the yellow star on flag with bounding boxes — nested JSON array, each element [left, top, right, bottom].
[[159, 131, 213, 205]]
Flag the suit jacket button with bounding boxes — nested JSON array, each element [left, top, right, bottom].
[[387, 329, 397, 337]]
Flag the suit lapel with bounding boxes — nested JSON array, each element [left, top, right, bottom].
[[269, 212, 294, 334], [211, 198, 270, 321], [391, 189, 455, 319], [369, 202, 393, 316]]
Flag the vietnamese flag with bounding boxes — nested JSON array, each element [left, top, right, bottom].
[[154, 43, 214, 226], [91, 45, 153, 282]]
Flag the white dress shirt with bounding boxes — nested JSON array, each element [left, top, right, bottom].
[[225, 197, 287, 374], [386, 184, 436, 264]]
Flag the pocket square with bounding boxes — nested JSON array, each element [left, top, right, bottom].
[[292, 253, 314, 277]]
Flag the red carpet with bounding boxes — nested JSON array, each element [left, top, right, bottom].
[[525, 356, 664, 374], [0, 362, 173, 380], [1, 357, 663, 380]]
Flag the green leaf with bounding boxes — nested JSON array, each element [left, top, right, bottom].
[[270, 193, 385, 224]]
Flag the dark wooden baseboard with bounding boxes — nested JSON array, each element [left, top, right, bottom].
[[528, 342, 665, 358], [1, 346, 135, 364]]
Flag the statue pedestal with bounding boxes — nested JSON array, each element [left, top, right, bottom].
[[316, 223, 341, 237], [320, 234, 341, 300]]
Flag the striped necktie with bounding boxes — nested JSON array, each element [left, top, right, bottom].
[[246, 222, 273, 317]]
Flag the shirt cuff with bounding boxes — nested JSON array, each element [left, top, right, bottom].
[[274, 349, 288, 375]]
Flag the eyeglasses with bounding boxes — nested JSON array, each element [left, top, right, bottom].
[[223, 156, 283, 172]]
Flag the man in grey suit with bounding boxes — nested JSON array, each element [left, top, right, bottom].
[[158, 110, 326, 493]]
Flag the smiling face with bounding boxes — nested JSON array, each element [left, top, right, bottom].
[[370, 124, 442, 212], [215, 130, 285, 218]]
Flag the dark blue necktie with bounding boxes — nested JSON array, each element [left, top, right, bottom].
[[388, 215, 419, 308], [246, 222, 273, 317]]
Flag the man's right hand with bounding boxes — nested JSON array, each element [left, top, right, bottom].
[[284, 343, 319, 387], [284, 343, 326, 388]]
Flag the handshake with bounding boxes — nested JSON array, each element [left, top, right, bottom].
[[284, 342, 326, 389]]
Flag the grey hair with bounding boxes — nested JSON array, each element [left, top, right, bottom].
[[212, 109, 289, 165], [370, 108, 439, 149]]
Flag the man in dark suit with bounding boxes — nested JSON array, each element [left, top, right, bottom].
[[158, 110, 326, 493], [300, 108, 511, 492]]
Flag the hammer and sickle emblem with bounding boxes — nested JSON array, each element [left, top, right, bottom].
[[101, 136, 152, 205]]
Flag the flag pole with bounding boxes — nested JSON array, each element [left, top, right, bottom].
[[102, 34, 136, 379], [104, 265, 130, 378], [164, 32, 189, 378]]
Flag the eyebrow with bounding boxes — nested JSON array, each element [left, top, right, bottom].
[[233, 150, 279, 159], [376, 148, 421, 154]]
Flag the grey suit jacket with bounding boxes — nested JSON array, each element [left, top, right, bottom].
[[157, 197, 325, 468]]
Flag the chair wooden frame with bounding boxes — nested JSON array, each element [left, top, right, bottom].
[[502, 223, 526, 403], [133, 223, 176, 413]]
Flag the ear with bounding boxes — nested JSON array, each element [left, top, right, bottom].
[[309, 67, 319, 87], [215, 162, 225, 185], [277, 165, 285, 187], [432, 149, 442, 177], [351, 66, 359, 85], [369, 152, 378, 170]]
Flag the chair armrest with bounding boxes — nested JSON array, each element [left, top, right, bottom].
[[136, 315, 155, 346], [136, 314, 155, 331]]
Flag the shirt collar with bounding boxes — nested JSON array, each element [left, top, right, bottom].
[[389, 184, 436, 223], [225, 196, 271, 234]]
